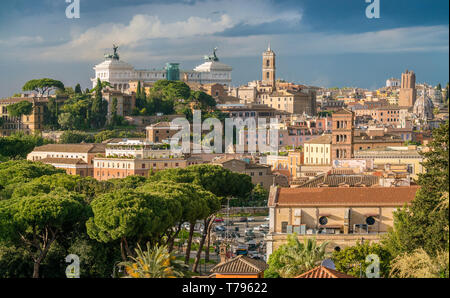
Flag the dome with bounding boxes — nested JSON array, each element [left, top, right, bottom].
[[413, 93, 434, 120]]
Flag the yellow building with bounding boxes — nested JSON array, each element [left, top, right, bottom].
[[304, 134, 332, 166], [0, 97, 47, 136], [266, 185, 418, 257]]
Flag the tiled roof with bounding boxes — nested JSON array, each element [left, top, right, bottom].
[[333, 108, 353, 115], [210, 256, 268, 274], [38, 158, 87, 165], [354, 134, 403, 143], [268, 185, 418, 207], [304, 134, 332, 144], [148, 122, 180, 128], [297, 174, 379, 188], [296, 266, 355, 278], [32, 143, 106, 153]]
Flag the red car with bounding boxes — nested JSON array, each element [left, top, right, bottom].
[[214, 218, 224, 223]]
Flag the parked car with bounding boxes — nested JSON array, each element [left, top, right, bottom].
[[215, 226, 226, 232], [260, 224, 269, 229], [264, 217, 270, 221], [239, 217, 247, 222], [214, 218, 224, 223], [247, 217, 255, 222], [235, 245, 248, 256], [253, 226, 261, 231]]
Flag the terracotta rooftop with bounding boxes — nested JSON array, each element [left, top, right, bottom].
[[148, 122, 180, 129], [210, 255, 268, 274], [32, 143, 106, 154], [304, 134, 332, 144], [38, 158, 87, 165], [354, 134, 403, 143], [297, 174, 379, 188], [268, 186, 418, 207], [333, 108, 353, 115], [296, 266, 355, 278]]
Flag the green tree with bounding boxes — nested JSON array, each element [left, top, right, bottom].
[[22, 78, 64, 96], [74, 84, 82, 94], [7, 100, 33, 131], [59, 130, 95, 144], [0, 133, 52, 160], [0, 189, 90, 278], [150, 164, 253, 200], [93, 130, 145, 143], [86, 189, 177, 261], [384, 121, 449, 256], [137, 182, 208, 253], [43, 97, 60, 129], [190, 91, 216, 110], [332, 241, 392, 278], [266, 235, 329, 278], [389, 248, 448, 278], [91, 78, 108, 129], [0, 160, 63, 200]]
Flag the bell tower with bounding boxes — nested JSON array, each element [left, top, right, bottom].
[[331, 109, 354, 160], [262, 44, 276, 88]]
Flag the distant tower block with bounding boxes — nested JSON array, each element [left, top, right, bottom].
[[399, 70, 417, 107], [262, 44, 276, 88]]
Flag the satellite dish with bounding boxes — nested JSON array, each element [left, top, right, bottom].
[[321, 258, 336, 270]]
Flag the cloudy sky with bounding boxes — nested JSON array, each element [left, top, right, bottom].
[[0, 0, 448, 97]]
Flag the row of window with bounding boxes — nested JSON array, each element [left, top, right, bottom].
[[305, 157, 329, 164], [305, 145, 329, 153], [95, 161, 180, 169]]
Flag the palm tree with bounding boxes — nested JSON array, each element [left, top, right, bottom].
[[119, 242, 187, 278], [278, 237, 329, 278]]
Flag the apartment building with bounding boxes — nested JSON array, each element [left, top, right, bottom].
[[354, 146, 424, 179], [0, 97, 48, 136], [27, 143, 106, 177], [146, 122, 181, 143], [213, 158, 274, 190], [303, 134, 332, 166], [92, 157, 189, 180], [266, 186, 418, 257]]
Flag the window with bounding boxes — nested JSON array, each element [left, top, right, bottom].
[[366, 216, 376, 226], [319, 216, 328, 225], [281, 222, 288, 233]]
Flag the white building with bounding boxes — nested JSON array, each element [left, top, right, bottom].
[[91, 46, 232, 91], [386, 78, 400, 88]]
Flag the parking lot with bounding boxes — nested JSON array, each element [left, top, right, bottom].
[[211, 215, 269, 261]]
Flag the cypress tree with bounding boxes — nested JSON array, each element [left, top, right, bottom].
[[74, 84, 82, 94]]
